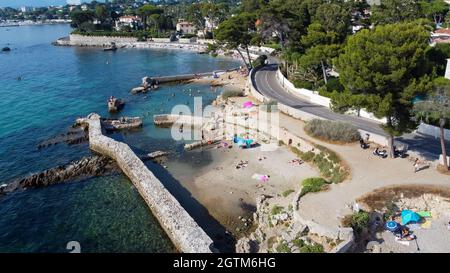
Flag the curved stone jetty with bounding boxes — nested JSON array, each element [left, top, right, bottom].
[[78, 113, 214, 253]]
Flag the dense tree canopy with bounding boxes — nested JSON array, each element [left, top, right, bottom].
[[215, 12, 257, 69], [335, 22, 432, 156], [371, 0, 422, 24]]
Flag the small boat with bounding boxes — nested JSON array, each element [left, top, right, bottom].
[[102, 117, 143, 131], [103, 42, 117, 52], [108, 96, 125, 112]]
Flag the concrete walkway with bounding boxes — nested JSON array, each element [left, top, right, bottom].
[[279, 114, 450, 231]]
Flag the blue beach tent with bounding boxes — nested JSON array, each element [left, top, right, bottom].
[[401, 210, 421, 225]]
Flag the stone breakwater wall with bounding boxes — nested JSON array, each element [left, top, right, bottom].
[[65, 34, 138, 47], [142, 68, 239, 85], [79, 113, 214, 253], [56, 35, 209, 52]]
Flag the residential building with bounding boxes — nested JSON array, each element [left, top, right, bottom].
[[431, 28, 450, 44], [115, 16, 142, 31], [20, 6, 32, 13], [176, 19, 196, 35]]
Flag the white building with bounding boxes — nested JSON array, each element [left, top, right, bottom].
[[20, 6, 32, 13], [176, 19, 196, 35], [81, 4, 88, 11], [115, 16, 141, 30], [205, 17, 218, 31]]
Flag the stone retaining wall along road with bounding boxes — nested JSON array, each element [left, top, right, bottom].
[[249, 68, 389, 146], [79, 113, 214, 253]]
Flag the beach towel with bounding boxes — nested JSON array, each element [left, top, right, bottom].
[[394, 237, 410, 246], [417, 211, 432, 218], [252, 173, 269, 182], [243, 101, 254, 108]]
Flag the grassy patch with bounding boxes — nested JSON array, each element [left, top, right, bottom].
[[314, 145, 349, 183], [275, 242, 291, 253], [291, 145, 348, 183], [271, 205, 284, 215], [221, 90, 244, 100], [299, 243, 324, 253], [341, 211, 370, 235], [305, 119, 360, 143], [300, 177, 329, 197], [292, 238, 305, 248], [282, 189, 295, 197]]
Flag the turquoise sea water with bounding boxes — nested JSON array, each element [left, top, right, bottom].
[[0, 24, 239, 252]]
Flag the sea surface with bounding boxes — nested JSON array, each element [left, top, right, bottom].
[[0, 24, 239, 252]]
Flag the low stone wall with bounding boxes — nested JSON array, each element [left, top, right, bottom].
[[69, 34, 138, 46], [249, 69, 389, 146], [417, 122, 450, 141], [146, 68, 239, 84], [80, 113, 214, 253], [275, 69, 387, 124]]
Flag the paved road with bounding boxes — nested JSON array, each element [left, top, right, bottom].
[[252, 64, 387, 136], [252, 63, 449, 161]]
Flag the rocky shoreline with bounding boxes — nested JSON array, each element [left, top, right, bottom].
[[0, 155, 118, 197]]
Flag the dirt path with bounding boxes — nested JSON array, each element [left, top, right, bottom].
[[279, 114, 449, 231]]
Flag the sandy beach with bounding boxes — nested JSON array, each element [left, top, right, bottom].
[[166, 140, 319, 235], [188, 69, 248, 92]]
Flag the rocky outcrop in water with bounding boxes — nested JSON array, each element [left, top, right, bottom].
[[0, 155, 117, 196], [37, 126, 89, 149]]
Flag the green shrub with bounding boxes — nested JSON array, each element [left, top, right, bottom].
[[300, 151, 315, 162], [71, 29, 171, 38], [304, 119, 361, 143], [292, 238, 305, 248], [221, 90, 244, 100], [181, 33, 197, 38], [264, 43, 281, 50], [324, 77, 344, 93], [252, 55, 268, 68], [206, 43, 219, 54], [300, 177, 329, 197], [276, 242, 291, 253], [293, 79, 314, 90], [299, 243, 324, 253], [343, 211, 370, 234], [271, 205, 284, 215], [282, 189, 295, 197]]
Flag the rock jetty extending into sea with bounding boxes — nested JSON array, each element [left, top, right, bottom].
[[77, 113, 215, 253], [0, 155, 117, 196]]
